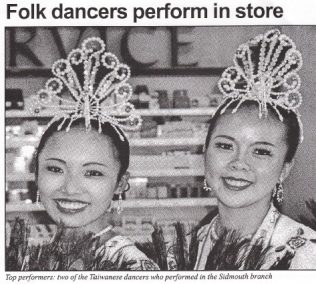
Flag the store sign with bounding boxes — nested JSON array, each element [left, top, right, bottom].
[[6, 27, 199, 69]]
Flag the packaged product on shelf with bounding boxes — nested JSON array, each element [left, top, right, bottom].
[[19, 188, 32, 204], [13, 156, 28, 173], [7, 189, 22, 203], [207, 93, 223, 107], [132, 85, 150, 109], [121, 216, 139, 233], [141, 217, 154, 233], [179, 184, 188, 198], [158, 121, 195, 138], [162, 151, 203, 170], [128, 177, 148, 199], [148, 92, 160, 109], [169, 184, 178, 198], [156, 183, 168, 199], [173, 89, 190, 108], [191, 98, 199, 108], [5, 89, 24, 110], [21, 121, 40, 136], [156, 90, 170, 109], [140, 117, 158, 138], [190, 184, 200, 198], [147, 184, 157, 199], [6, 126, 21, 138]]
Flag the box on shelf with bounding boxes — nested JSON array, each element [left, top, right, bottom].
[[126, 177, 148, 199], [6, 89, 24, 110], [140, 118, 158, 138], [129, 153, 203, 171], [173, 89, 190, 108]]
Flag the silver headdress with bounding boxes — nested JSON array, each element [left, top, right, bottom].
[[217, 29, 303, 141], [30, 37, 142, 140]]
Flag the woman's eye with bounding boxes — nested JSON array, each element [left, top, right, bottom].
[[47, 166, 63, 173], [215, 142, 233, 150], [85, 170, 104, 177], [254, 148, 272, 156]]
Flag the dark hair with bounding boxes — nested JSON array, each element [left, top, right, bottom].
[[35, 118, 130, 181], [204, 99, 301, 164]]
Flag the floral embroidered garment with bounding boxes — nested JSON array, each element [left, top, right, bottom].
[[194, 204, 316, 270], [94, 235, 159, 270]]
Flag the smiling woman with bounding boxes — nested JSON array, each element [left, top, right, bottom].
[[33, 118, 158, 270], [194, 30, 316, 270], [7, 36, 158, 271]]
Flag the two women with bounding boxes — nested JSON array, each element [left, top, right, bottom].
[[9, 30, 316, 270]]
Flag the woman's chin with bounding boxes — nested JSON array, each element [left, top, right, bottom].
[[215, 190, 254, 209]]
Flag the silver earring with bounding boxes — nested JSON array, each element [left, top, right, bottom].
[[203, 179, 212, 191], [117, 193, 123, 214], [107, 200, 113, 213], [273, 182, 284, 204], [36, 191, 40, 205]]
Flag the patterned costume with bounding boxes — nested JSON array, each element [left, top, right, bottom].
[[194, 204, 316, 270], [94, 235, 159, 270]]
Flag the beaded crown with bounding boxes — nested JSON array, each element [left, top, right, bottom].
[[30, 37, 141, 140], [217, 29, 303, 140]]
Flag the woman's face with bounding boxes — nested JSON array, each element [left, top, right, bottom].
[[38, 127, 121, 232], [205, 105, 290, 210]]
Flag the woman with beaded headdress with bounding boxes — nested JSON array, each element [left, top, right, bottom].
[[193, 30, 316, 270], [6, 37, 159, 271]]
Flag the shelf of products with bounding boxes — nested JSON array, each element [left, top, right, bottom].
[[6, 169, 204, 182], [6, 136, 205, 148], [5, 108, 216, 118], [6, 198, 217, 213]]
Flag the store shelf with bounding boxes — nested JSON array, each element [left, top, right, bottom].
[[5, 108, 216, 118], [6, 67, 225, 77], [6, 136, 205, 148], [134, 108, 215, 116], [6, 198, 217, 212], [6, 173, 35, 182], [6, 168, 204, 182], [6, 137, 39, 147], [131, 168, 204, 177], [130, 137, 204, 147]]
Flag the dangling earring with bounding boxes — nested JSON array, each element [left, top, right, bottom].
[[203, 179, 212, 191], [273, 181, 284, 204], [107, 200, 113, 212], [116, 192, 123, 214], [36, 191, 40, 205]]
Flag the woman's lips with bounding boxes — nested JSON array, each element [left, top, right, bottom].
[[54, 199, 90, 214], [222, 177, 253, 191]]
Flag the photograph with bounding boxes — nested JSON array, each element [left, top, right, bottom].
[[5, 26, 316, 271]]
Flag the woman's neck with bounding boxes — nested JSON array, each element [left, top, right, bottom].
[[217, 198, 271, 236], [60, 215, 112, 237]]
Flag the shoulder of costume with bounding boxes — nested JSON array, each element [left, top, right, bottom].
[[272, 213, 316, 251], [274, 215, 316, 269]]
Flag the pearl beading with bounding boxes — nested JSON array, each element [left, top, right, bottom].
[[217, 30, 303, 142], [30, 37, 142, 140]]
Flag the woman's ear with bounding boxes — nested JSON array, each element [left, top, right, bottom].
[[114, 171, 130, 194], [280, 160, 294, 181]]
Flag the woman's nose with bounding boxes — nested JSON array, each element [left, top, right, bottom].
[[63, 174, 82, 195], [228, 152, 250, 172]]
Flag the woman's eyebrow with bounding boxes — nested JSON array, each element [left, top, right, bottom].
[[214, 135, 235, 141], [252, 141, 275, 147], [83, 162, 107, 167], [45, 158, 66, 164]]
